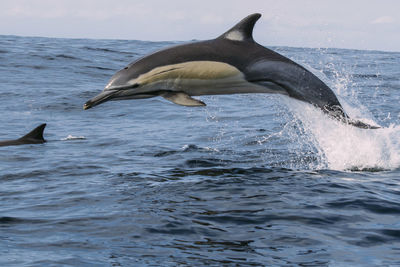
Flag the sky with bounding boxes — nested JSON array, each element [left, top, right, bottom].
[[1, 0, 399, 52]]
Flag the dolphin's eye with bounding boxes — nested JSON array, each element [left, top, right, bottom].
[[124, 66, 129, 70]]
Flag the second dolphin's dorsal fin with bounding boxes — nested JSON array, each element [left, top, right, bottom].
[[219, 13, 261, 42], [19, 123, 47, 143]]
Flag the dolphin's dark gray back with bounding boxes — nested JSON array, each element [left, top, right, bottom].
[[120, 15, 291, 83]]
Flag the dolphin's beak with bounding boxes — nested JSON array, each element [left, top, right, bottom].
[[83, 90, 119, 110], [83, 83, 147, 110]]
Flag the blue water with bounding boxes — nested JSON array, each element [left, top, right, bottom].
[[1, 35, 400, 266]]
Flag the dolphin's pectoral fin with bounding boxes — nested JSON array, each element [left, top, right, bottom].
[[162, 92, 206, 107]]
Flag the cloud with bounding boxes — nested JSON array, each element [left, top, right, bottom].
[[200, 14, 224, 25], [371, 16, 395, 24], [1, 0, 400, 51]]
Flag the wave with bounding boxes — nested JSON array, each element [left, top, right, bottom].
[[0, 216, 46, 224], [82, 46, 137, 56], [280, 98, 400, 171], [55, 54, 80, 60]]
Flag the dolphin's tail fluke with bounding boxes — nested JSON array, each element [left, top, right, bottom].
[[347, 120, 380, 129], [323, 105, 379, 129], [19, 123, 47, 143]]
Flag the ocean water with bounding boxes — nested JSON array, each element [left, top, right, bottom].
[[0, 35, 399, 266]]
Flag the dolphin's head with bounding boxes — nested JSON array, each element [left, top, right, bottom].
[[83, 65, 158, 110]]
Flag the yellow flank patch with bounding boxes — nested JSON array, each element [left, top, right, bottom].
[[134, 61, 241, 85]]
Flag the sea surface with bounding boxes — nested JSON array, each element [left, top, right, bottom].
[[0, 35, 399, 266]]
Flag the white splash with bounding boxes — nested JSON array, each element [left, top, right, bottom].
[[281, 98, 400, 171], [61, 135, 86, 141]]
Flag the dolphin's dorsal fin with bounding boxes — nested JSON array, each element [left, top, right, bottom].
[[219, 13, 261, 42], [19, 123, 46, 142]]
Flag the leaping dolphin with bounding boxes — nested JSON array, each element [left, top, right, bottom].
[[84, 13, 377, 129], [0, 124, 46, 147]]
